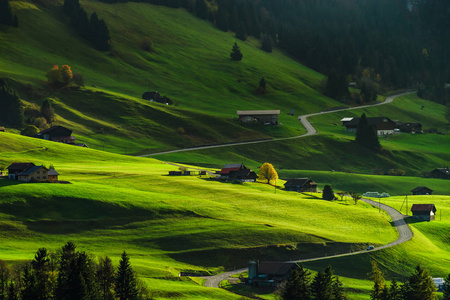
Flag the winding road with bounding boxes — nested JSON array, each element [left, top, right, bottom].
[[204, 198, 413, 288], [140, 91, 414, 157]]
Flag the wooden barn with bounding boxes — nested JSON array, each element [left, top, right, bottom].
[[284, 178, 317, 193], [411, 186, 433, 195], [237, 110, 280, 125], [247, 261, 297, 286], [6, 162, 36, 180], [411, 204, 437, 221], [344, 117, 396, 136], [430, 167, 450, 179], [17, 165, 49, 182], [36, 126, 75, 144], [219, 163, 257, 182]]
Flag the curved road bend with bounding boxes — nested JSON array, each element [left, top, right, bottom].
[[140, 91, 414, 157], [204, 199, 413, 288]]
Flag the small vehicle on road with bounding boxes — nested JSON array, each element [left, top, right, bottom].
[[366, 245, 375, 251]]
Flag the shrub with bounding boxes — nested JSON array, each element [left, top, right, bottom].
[[21, 125, 39, 137], [141, 37, 153, 52]]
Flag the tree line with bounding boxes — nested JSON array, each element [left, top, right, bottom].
[[277, 264, 347, 300], [0, 242, 151, 300], [95, 0, 449, 105], [63, 0, 111, 51], [369, 260, 450, 300], [0, 79, 24, 129]]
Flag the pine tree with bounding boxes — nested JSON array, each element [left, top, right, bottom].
[[311, 265, 333, 299], [355, 113, 381, 152], [115, 251, 138, 300], [31, 248, 52, 300], [0, 260, 10, 300], [97, 256, 115, 300], [0, 0, 18, 27], [389, 278, 402, 300], [195, 0, 208, 20], [0, 79, 24, 128], [280, 264, 311, 300], [41, 99, 55, 124], [370, 260, 385, 300], [333, 276, 347, 300], [322, 185, 334, 201], [7, 281, 18, 300], [230, 42, 243, 61], [406, 266, 436, 300], [55, 242, 77, 299], [21, 264, 37, 300], [261, 34, 273, 53]]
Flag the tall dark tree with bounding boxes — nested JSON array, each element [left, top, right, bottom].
[[115, 251, 138, 300], [230, 42, 243, 61], [41, 99, 55, 124], [0, 0, 18, 27], [6, 282, 18, 300], [370, 260, 385, 300], [325, 70, 349, 101], [31, 248, 52, 300], [261, 34, 273, 53], [355, 113, 381, 152], [195, 0, 208, 20], [21, 264, 37, 300], [444, 273, 450, 300], [404, 266, 436, 300], [311, 265, 334, 299], [0, 79, 24, 128], [333, 276, 347, 300], [0, 260, 10, 300], [280, 264, 311, 300], [389, 278, 401, 300], [259, 77, 266, 90], [55, 242, 77, 299], [322, 185, 334, 201], [97, 256, 115, 300]]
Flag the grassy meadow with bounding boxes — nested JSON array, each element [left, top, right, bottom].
[[0, 132, 411, 299]]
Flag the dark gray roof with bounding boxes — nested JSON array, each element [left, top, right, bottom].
[[7, 162, 35, 171], [48, 169, 59, 176], [258, 262, 296, 276], [18, 165, 47, 176], [411, 186, 433, 193], [411, 204, 436, 213], [434, 168, 450, 176], [223, 163, 244, 169], [345, 117, 394, 127], [284, 178, 316, 187]]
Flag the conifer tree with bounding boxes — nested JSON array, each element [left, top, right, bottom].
[[311, 265, 334, 299], [41, 99, 55, 124], [195, 0, 208, 20], [389, 278, 401, 300], [0, 0, 18, 27], [259, 77, 266, 90], [7, 281, 18, 300], [31, 248, 52, 300], [370, 260, 385, 300], [333, 276, 347, 300], [115, 251, 138, 300], [21, 264, 37, 300], [0, 260, 10, 300], [261, 34, 273, 52], [97, 256, 115, 300], [444, 273, 450, 300], [230, 42, 243, 61], [280, 264, 311, 300], [0, 79, 24, 128], [355, 113, 381, 152], [405, 266, 436, 300]]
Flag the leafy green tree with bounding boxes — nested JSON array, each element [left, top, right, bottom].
[[258, 162, 278, 184], [322, 185, 334, 201], [115, 251, 138, 300], [349, 191, 361, 205], [355, 113, 381, 152], [230, 42, 243, 61], [280, 264, 311, 300], [370, 260, 385, 300]]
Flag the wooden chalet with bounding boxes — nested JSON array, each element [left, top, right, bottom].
[[411, 204, 437, 221], [237, 110, 280, 125], [411, 186, 433, 195], [219, 163, 257, 182], [17, 165, 49, 182], [36, 126, 75, 144], [248, 261, 297, 286], [6, 162, 36, 180], [344, 117, 396, 136], [430, 167, 450, 179], [48, 169, 60, 182], [284, 178, 317, 193]]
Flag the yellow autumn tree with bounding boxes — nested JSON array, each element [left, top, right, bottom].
[[258, 162, 278, 184], [60, 65, 73, 85]]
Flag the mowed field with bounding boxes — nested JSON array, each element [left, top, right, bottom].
[[0, 132, 406, 299]]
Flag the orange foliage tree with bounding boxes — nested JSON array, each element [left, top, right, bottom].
[[46, 65, 73, 86]]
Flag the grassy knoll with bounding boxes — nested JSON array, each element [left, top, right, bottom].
[[1, 132, 402, 298], [1, 0, 332, 153]]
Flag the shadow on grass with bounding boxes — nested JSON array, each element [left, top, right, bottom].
[[0, 196, 194, 234], [0, 177, 23, 188]]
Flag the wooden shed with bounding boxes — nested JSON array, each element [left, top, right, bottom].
[[411, 186, 433, 195], [7, 162, 36, 180], [411, 204, 437, 221], [284, 178, 317, 193], [237, 110, 280, 125]]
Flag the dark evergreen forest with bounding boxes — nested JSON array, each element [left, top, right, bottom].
[[97, 0, 449, 104]]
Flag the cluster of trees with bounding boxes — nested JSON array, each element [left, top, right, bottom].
[[46, 65, 84, 88], [0, 242, 150, 300], [63, 0, 111, 51], [277, 264, 347, 300], [0, 79, 24, 129], [369, 261, 449, 300], [258, 162, 278, 184], [0, 0, 18, 27]]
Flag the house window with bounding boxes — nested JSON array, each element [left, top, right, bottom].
[[43, 176, 47, 179]]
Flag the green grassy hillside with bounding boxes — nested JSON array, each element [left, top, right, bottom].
[[0, 132, 406, 299]]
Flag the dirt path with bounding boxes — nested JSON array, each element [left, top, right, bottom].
[[203, 198, 413, 288], [139, 91, 414, 157]]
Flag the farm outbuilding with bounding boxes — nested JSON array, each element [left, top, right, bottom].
[[247, 261, 297, 286], [6, 162, 36, 180], [430, 167, 450, 179], [411, 186, 433, 195], [284, 178, 317, 193], [36, 126, 75, 144], [219, 163, 257, 182], [411, 204, 437, 221], [344, 117, 396, 136], [237, 110, 280, 125]]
